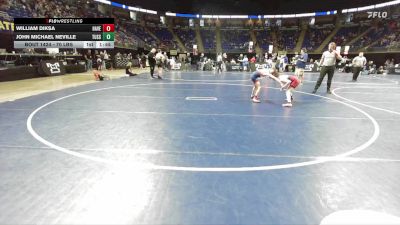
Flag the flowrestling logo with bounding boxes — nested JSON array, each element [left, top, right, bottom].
[[46, 62, 61, 74], [305, 64, 314, 71], [255, 64, 272, 69], [367, 11, 388, 18]]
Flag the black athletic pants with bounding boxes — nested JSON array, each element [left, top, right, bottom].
[[217, 62, 222, 73], [127, 71, 137, 76], [149, 63, 155, 77], [313, 66, 335, 91], [352, 67, 362, 81]]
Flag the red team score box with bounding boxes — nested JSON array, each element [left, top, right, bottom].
[[91, 24, 114, 32], [102, 24, 114, 32]]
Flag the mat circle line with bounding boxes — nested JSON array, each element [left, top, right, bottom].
[[27, 82, 380, 172]]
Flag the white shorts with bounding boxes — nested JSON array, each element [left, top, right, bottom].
[[295, 68, 305, 76]]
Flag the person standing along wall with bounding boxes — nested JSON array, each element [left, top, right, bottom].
[[155, 49, 164, 79], [84, 50, 93, 71], [222, 53, 228, 72], [352, 52, 367, 82], [312, 42, 343, 94], [216, 53, 223, 74], [295, 48, 308, 84], [147, 48, 157, 78]]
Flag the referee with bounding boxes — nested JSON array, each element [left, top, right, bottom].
[[312, 42, 343, 94], [147, 48, 156, 78], [352, 52, 367, 82]]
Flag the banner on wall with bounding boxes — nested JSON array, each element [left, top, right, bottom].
[[393, 67, 400, 74], [38, 60, 66, 76], [172, 63, 181, 70], [193, 44, 198, 55], [344, 46, 350, 55], [304, 62, 318, 72], [255, 63, 272, 69], [0, 20, 14, 32], [248, 41, 253, 53], [268, 45, 273, 54]]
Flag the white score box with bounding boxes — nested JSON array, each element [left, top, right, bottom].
[[95, 41, 114, 49], [83, 41, 96, 48]]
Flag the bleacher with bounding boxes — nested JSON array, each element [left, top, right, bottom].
[[372, 32, 399, 49], [302, 27, 334, 51], [174, 28, 196, 51], [330, 26, 359, 47], [126, 24, 158, 48], [255, 30, 273, 51], [0, 11, 13, 20], [1, 0, 400, 54], [221, 29, 250, 52], [149, 27, 178, 50], [6, 6, 31, 18], [351, 26, 390, 51], [200, 29, 216, 51], [369, 21, 400, 50], [276, 29, 300, 51]]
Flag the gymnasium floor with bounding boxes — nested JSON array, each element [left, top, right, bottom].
[[0, 70, 400, 224]]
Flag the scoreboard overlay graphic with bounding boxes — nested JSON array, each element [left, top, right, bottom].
[[13, 18, 114, 49]]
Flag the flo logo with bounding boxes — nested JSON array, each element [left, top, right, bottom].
[[46, 62, 61, 74], [367, 11, 388, 18], [305, 64, 314, 71]]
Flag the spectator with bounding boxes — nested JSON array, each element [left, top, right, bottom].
[[385, 59, 391, 69], [163, 52, 169, 71], [377, 66, 385, 75], [216, 53, 223, 74], [185, 53, 192, 71], [125, 61, 137, 76], [96, 55, 102, 70], [141, 53, 146, 69], [84, 50, 93, 71], [295, 48, 308, 84], [198, 53, 205, 71], [147, 48, 156, 78], [155, 49, 164, 79], [243, 55, 249, 71]]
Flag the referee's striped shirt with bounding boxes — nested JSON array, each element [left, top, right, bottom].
[[320, 50, 342, 67]]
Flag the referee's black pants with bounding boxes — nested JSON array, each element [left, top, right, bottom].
[[352, 67, 363, 81], [313, 66, 335, 92], [149, 63, 155, 77]]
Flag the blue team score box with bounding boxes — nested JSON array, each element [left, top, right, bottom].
[[14, 41, 114, 49]]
